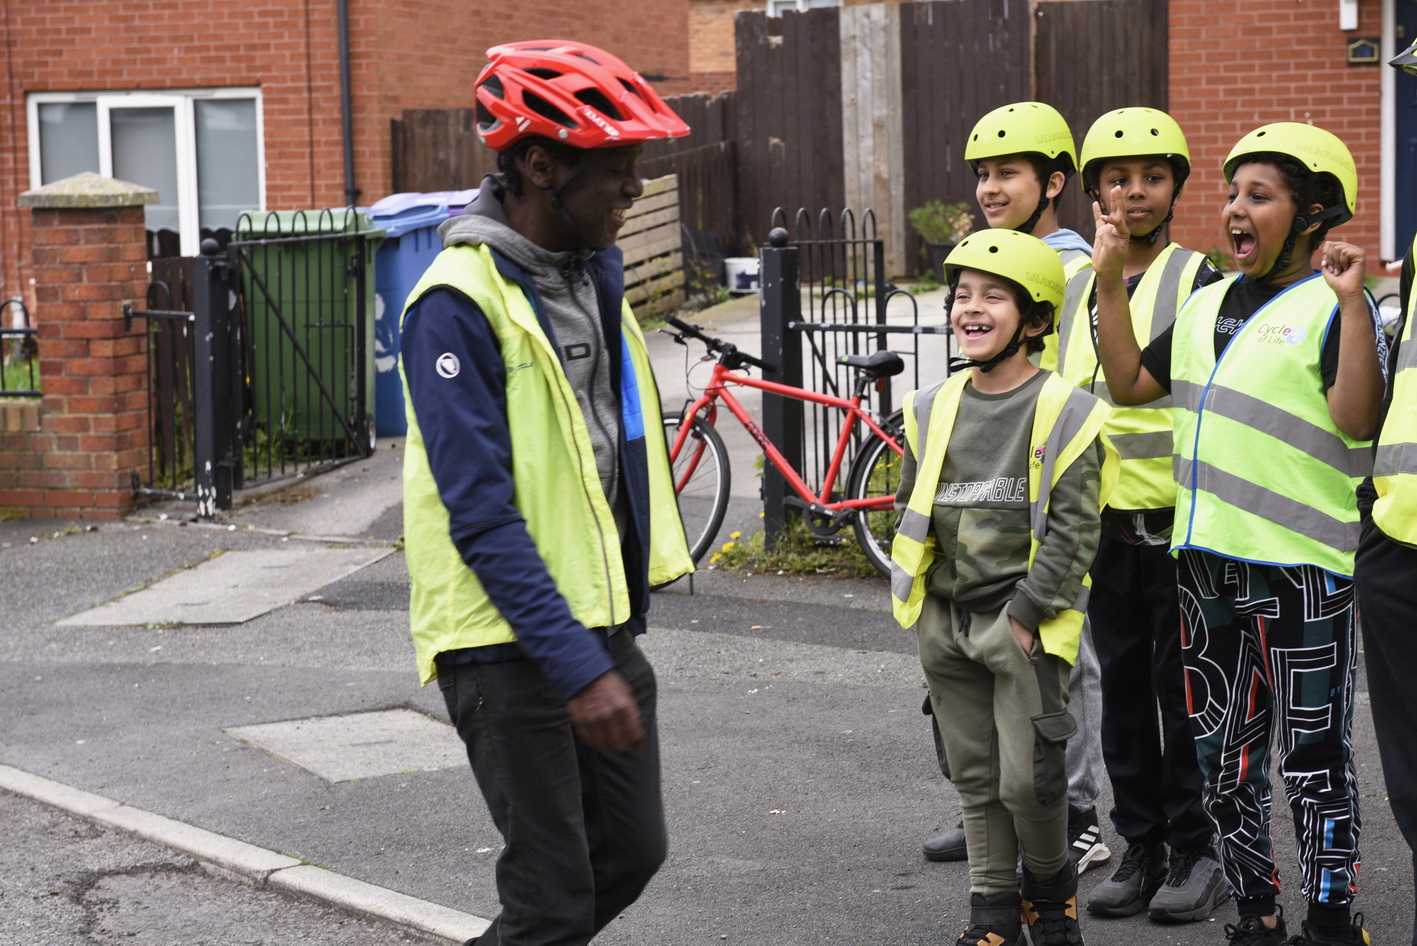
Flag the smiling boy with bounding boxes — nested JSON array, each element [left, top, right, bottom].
[[920, 101, 1112, 878], [893, 229, 1117, 946]]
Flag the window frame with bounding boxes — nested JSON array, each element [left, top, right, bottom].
[[27, 87, 266, 257], [766, 0, 841, 15]]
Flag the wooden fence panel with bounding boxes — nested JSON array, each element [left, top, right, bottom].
[[1035, 0, 1169, 236], [391, 109, 496, 193], [899, 0, 1030, 276], [734, 8, 846, 245], [842, 3, 906, 277], [621, 175, 685, 318]]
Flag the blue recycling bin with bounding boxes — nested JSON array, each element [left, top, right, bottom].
[[370, 189, 478, 436]]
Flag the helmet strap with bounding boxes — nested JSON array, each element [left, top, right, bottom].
[[947, 312, 1036, 375], [1015, 196, 1049, 236]]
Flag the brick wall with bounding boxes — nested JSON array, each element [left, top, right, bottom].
[[1166, 0, 1386, 264], [0, 178, 153, 520], [0, 0, 690, 305]]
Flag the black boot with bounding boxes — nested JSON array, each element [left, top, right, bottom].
[[1021, 862, 1084, 945], [957, 891, 1023, 945]]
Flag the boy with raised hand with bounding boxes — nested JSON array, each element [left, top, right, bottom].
[[893, 229, 1117, 946], [1059, 108, 1228, 925], [922, 101, 1112, 878]]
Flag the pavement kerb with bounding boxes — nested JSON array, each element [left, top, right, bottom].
[[0, 763, 490, 944]]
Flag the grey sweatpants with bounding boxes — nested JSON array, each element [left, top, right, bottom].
[[1066, 619, 1103, 812], [918, 595, 1075, 895]]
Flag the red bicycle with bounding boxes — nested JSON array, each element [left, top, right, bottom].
[[660, 314, 906, 577]]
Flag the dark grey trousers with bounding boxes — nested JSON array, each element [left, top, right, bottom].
[[439, 630, 666, 946]]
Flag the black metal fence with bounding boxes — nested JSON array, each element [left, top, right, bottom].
[[757, 207, 956, 536], [130, 211, 378, 517], [1, 299, 39, 398]]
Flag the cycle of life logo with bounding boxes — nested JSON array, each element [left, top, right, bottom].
[[1031, 440, 1048, 469], [436, 352, 461, 379], [1256, 323, 1308, 346]]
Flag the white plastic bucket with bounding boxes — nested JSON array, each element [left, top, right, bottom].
[[724, 257, 760, 294]]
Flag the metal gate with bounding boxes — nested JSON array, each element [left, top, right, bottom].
[[129, 211, 379, 517], [758, 206, 956, 534]]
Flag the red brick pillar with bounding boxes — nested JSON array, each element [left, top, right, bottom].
[[13, 172, 156, 520]]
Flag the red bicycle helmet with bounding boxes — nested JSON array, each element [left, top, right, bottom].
[[475, 40, 690, 151]]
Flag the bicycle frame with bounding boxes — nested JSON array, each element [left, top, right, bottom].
[[670, 361, 903, 518]]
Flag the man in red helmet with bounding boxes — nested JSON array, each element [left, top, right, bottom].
[[396, 40, 693, 946]]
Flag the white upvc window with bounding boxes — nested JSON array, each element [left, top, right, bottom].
[[767, 0, 841, 15], [27, 88, 265, 257]]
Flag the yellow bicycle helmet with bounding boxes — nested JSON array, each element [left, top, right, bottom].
[[944, 230, 1065, 372], [944, 229, 1066, 314], [1222, 122, 1357, 228], [1080, 107, 1191, 198], [965, 101, 1077, 176]]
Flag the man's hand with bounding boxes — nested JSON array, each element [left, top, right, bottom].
[[566, 669, 646, 753]]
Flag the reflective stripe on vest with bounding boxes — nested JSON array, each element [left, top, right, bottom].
[[1055, 245, 1203, 510], [889, 370, 1117, 665], [1372, 237, 1417, 544], [1170, 274, 1370, 575]]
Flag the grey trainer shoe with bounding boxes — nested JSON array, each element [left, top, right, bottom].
[[1085, 841, 1166, 917], [924, 820, 968, 862], [1147, 845, 1229, 922]]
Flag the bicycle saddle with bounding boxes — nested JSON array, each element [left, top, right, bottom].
[[838, 350, 905, 379]]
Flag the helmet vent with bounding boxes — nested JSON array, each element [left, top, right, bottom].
[[482, 75, 506, 100], [1149, 128, 1160, 136], [527, 67, 562, 81], [575, 87, 624, 120], [523, 91, 576, 128], [988, 245, 999, 254]]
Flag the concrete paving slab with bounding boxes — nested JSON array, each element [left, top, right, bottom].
[[224, 708, 463, 783], [57, 547, 393, 627]]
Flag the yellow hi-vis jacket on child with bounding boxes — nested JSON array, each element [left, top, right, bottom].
[[1372, 239, 1417, 546], [890, 370, 1118, 665], [1055, 244, 1207, 511]]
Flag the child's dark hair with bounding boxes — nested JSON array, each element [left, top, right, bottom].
[[497, 137, 583, 199], [946, 271, 1055, 353], [1233, 152, 1344, 243]]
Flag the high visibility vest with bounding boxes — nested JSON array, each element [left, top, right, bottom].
[[1372, 235, 1417, 544], [1056, 245, 1206, 510], [399, 244, 693, 685], [1037, 250, 1094, 373], [889, 370, 1118, 665], [1170, 274, 1372, 576]]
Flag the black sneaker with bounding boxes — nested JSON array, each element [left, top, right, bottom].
[[1065, 806, 1111, 875], [1085, 841, 1165, 917], [1021, 863, 1084, 945], [1289, 912, 1370, 945], [1147, 844, 1229, 922], [1222, 907, 1288, 945], [956, 891, 1023, 946]]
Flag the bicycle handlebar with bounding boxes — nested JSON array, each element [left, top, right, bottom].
[[663, 314, 773, 372]]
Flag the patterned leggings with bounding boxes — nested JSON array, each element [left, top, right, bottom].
[[1177, 549, 1361, 906]]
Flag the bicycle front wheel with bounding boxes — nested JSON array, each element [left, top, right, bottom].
[[846, 424, 904, 578], [664, 414, 731, 564]]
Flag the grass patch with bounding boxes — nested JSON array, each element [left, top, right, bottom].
[[710, 515, 880, 578]]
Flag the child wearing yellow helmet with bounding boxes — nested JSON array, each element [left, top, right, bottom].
[[921, 103, 1115, 892], [1065, 108, 1227, 926], [891, 229, 1118, 946], [1092, 122, 1387, 946], [1353, 34, 1417, 946]]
